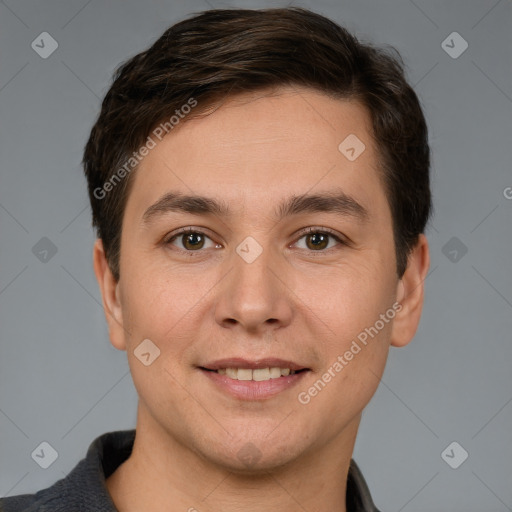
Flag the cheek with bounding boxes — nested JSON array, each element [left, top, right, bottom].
[[118, 261, 221, 393], [120, 272, 198, 411], [296, 319, 390, 426], [295, 257, 394, 344], [120, 257, 201, 334], [292, 255, 395, 409]]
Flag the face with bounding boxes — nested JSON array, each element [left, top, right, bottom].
[[96, 86, 425, 472]]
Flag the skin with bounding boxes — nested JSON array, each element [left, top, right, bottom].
[[93, 85, 430, 512]]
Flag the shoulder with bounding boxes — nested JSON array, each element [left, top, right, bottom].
[[0, 480, 70, 512], [0, 429, 135, 512], [347, 459, 382, 512]]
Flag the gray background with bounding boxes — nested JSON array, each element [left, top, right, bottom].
[[0, 0, 511, 510]]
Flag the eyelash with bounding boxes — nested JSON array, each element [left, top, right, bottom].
[[163, 226, 347, 254]]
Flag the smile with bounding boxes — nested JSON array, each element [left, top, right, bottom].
[[199, 359, 310, 400], [209, 367, 301, 381]]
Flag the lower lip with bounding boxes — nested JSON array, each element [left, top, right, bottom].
[[200, 368, 309, 400]]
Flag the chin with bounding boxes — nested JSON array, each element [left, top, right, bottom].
[[197, 431, 309, 474]]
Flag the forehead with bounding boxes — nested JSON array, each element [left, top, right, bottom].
[[176, 87, 374, 167], [125, 86, 390, 226]]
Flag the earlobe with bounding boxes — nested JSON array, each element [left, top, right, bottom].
[[390, 234, 430, 348], [92, 238, 127, 351]]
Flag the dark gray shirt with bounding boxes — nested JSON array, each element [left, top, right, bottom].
[[0, 430, 381, 511]]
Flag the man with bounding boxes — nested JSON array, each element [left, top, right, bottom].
[[0, 7, 430, 512]]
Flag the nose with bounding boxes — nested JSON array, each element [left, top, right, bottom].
[[214, 238, 293, 334]]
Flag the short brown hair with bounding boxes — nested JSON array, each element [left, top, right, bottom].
[[83, 7, 431, 281]]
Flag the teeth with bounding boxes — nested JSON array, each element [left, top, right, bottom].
[[253, 368, 270, 381], [215, 367, 298, 381], [226, 368, 238, 379], [269, 367, 281, 379], [237, 368, 252, 381]]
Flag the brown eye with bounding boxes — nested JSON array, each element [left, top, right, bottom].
[[181, 232, 205, 250], [294, 228, 345, 252], [304, 232, 329, 250], [165, 229, 218, 251]]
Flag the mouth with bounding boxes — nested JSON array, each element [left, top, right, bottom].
[[198, 358, 310, 400], [201, 366, 308, 381]]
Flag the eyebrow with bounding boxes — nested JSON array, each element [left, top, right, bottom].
[[141, 189, 369, 226]]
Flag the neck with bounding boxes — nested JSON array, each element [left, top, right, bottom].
[[106, 403, 360, 512]]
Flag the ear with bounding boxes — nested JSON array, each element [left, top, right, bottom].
[[390, 233, 430, 348], [92, 238, 127, 351]]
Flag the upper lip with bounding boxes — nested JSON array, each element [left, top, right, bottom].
[[200, 358, 309, 371]]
